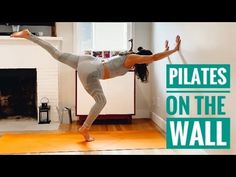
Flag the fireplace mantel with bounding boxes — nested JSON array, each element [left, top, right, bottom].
[[0, 36, 63, 46], [0, 36, 63, 122], [0, 36, 63, 41]]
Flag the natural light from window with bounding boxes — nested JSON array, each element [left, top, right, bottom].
[[74, 22, 132, 54]]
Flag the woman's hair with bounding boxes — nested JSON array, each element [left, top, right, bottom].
[[134, 47, 153, 83]]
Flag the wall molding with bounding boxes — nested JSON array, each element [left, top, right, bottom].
[[151, 112, 207, 154], [151, 112, 166, 132], [132, 109, 151, 119]]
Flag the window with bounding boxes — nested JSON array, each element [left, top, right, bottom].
[[73, 22, 133, 54]]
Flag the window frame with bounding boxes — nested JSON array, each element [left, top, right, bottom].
[[73, 22, 134, 54]]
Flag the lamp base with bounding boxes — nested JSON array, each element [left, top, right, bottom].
[[38, 120, 51, 124]]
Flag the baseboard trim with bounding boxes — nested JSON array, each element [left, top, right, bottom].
[[151, 112, 166, 132], [132, 109, 151, 119], [151, 113, 208, 154]]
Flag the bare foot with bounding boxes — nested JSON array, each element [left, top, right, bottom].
[[79, 126, 94, 142], [10, 29, 30, 39]]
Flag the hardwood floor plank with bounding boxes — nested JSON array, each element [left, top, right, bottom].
[[58, 119, 157, 132]]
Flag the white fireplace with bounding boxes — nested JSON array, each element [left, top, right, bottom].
[[0, 36, 63, 122]]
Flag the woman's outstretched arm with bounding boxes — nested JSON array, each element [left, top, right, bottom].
[[124, 35, 181, 68]]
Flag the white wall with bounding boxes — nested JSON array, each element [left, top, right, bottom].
[[56, 22, 152, 120], [56, 23, 77, 120], [151, 23, 236, 154], [132, 22, 152, 118]]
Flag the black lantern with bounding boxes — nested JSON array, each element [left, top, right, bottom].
[[38, 97, 51, 124]]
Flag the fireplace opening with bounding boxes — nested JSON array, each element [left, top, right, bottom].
[[0, 69, 37, 119]]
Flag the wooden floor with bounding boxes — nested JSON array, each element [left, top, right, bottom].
[[0, 119, 206, 154], [58, 119, 162, 133], [43, 119, 205, 154]]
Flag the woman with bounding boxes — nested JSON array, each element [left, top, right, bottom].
[[10, 29, 181, 142]]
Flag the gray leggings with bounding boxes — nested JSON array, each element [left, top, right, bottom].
[[28, 34, 106, 128]]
